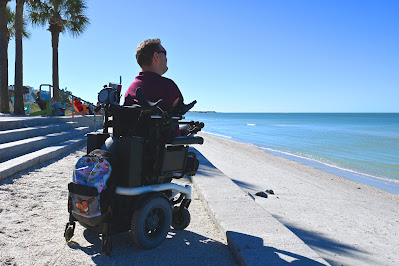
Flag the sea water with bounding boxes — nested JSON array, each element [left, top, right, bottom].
[[185, 113, 399, 194]]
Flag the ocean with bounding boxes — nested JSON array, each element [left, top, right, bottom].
[[185, 113, 399, 194]]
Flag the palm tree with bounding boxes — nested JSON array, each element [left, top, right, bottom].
[[13, 0, 27, 115], [28, 0, 89, 101], [0, 2, 30, 114], [0, 0, 11, 113]]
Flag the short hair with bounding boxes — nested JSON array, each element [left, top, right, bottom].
[[136, 39, 162, 67]]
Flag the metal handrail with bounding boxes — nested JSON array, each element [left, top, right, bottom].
[[38, 84, 100, 131]]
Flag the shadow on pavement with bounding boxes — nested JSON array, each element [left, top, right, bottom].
[[279, 222, 366, 266], [227, 231, 326, 265], [67, 227, 236, 265], [192, 149, 217, 178], [231, 178, 260, 192]]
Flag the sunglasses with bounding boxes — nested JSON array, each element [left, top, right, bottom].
[[157, 50, 167, 56]]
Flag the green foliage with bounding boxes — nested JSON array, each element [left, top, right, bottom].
[[8, 86, 29, 98], [6, 4, 30, 41], [6, 5, 15, 39], [59, 88, 71, 103], [28, 0, 89, 36]]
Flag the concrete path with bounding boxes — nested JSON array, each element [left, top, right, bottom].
[[193, 150, 328, 265]]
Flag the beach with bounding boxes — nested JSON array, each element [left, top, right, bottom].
[[0, 147, 236, 265], [195, 132, 399, 266], [0, 126, 398, 265]]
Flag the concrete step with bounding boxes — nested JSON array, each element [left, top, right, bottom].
[[0, 135, 87, 182], [0, 115, 103, 131], [0, 114, 103, 182], [0, 122, 78, 144], [0, 116, 71, 131], [0, 126, 90, 163]]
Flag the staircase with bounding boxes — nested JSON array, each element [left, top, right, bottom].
[[0, 114, 103, 182]]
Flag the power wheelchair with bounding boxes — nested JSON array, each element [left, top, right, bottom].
[[64, 85, 204, 255]]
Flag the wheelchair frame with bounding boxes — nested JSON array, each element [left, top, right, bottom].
[[64, 91, 204, 255]]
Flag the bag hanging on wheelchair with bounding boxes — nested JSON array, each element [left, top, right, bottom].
[[68, 149, 114, 223]]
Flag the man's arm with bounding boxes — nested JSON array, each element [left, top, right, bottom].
[[168, 79, 183, 112]]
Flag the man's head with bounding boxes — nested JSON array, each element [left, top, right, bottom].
[[136, 38, 168, 75]]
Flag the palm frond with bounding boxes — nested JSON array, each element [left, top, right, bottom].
[[6, 5, 15, 24], [22, 16, 31, 38], [27, 0, 51, 27], [61, 0, 89, 37], [6, 6, 15, 39], [6, 5, 30, 40], [28, 0, 89, 36], [65, 15, 89, 37]]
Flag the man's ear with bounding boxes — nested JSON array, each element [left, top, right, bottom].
[[153, 52, 160, 63]]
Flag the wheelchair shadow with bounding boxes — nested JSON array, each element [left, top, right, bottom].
[[191, 148, 223, 178], [226, 231, 327, 265], [68, 229, 328, 265], [67, 227, 236, 265]]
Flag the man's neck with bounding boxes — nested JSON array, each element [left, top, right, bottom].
[[141, 66, 162, 75]]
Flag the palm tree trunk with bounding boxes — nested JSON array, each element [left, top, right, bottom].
[[52, 30, 60, 101], [14, 0, 24, 115], [0, 0, 10, 113]]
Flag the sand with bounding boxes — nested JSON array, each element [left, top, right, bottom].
[[195, 132, 399, 266], [0, 147, 236, 265], [1, 131, 398, 265]]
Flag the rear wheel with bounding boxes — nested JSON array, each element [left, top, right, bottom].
[[130, 195, 172, 249]]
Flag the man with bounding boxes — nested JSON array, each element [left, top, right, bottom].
[[124, 39, 182, 112]]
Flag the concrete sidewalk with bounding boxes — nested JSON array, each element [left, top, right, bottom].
[[192, 149, 329, 265]]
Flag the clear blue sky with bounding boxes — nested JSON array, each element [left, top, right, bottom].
[[7, 0, 399, 112]]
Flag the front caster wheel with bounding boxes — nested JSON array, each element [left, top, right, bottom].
[[171, 207, 190, 230], [64, 222, 75, 242], [130, 195, 172, 249], [102, 235, 112, 256]]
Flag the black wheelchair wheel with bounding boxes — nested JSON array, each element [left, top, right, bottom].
[[64, 222, 75, 243], [130, 195, 172, 249], [171, 206, 191, 230], [64, 226, 74, 242]]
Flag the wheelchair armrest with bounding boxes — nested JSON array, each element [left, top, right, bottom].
[[168, 136, 204, 145]]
